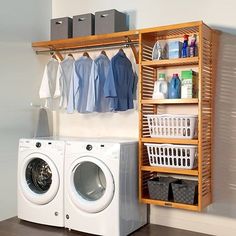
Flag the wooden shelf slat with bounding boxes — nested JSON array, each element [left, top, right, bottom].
[[141, 57, 199, 67], [141, 197, 199, 211], [32, 30, 139, 51], [141, 166, 198, 176], [139, 21, 202, 34], [142, 98, 198, 104], [141, 137, 198, 145]]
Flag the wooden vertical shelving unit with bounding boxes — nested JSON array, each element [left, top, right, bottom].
[[138, 21, 218, 211]]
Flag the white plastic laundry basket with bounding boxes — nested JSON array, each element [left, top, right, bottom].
[[144, 143, 197, 169], [145, 114, 198, 139]]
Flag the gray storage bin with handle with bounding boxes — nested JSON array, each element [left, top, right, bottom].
[[148, 176, 176, 201], [73, 13, 95, 37], [95, 9, 128, 35], [51, 17, 73, 40], [171, 179, 198, 205]]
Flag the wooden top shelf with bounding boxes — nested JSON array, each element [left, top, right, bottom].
[[32, 30, 139, 51], [141, 166, 198, 176], [141, 57, 199, 68], [141, 98, 198, 105], [141, 137, 198, 145]]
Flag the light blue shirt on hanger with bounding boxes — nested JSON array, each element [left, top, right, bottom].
[[67, 56, 93, 113], [86, 53, 112, 112]]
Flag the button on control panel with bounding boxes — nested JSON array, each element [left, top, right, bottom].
[[35, 142, 41, 148], [86, 144, 93, 151]]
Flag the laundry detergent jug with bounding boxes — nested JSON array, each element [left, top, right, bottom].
[[168, 73, 181, 99], [152, 73, 168, 99]]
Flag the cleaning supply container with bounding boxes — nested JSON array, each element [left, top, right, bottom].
[[152, 73, 168, 99], [169, 73, 181, 99]]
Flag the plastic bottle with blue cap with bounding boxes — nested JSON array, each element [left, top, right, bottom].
[[168, 73, 181, 99]]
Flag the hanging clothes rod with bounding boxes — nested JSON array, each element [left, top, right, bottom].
[[35, 42, 139, 55]]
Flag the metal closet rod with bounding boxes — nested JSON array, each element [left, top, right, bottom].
[[36, 42, 139, 55]]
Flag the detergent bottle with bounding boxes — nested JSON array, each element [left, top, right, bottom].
[[168, 73, 181, 99], [152, 73, 168, 99]]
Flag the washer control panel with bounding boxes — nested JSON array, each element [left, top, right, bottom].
[[19, 139, 64, 153]]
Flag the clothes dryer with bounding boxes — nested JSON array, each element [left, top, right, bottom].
[[17, 138, 65, 227], [64, 139, 147, 236]]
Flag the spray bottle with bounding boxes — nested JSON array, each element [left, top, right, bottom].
[[182, 35, 189, 58]]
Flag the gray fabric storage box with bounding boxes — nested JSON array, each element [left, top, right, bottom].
[[148, 177, 176, 201], [171, 180, 198, 205], [95, 9, 128, 35], [51, 17, 73, 40], [73, 13, 95, 37]]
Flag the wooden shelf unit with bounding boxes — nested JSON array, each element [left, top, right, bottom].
[[139, 21, 218, 211]]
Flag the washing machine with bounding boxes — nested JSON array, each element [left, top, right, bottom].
[[64, 138, 147, 236], [17, 138, 65, 227]]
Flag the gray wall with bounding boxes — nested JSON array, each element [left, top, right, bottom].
[[0, 0, 51, 220]]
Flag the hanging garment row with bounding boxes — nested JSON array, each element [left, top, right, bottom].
[[39, 49, 138, 113]]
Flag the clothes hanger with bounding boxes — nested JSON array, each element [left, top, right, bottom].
[[101, 50, 107, 57], [83, 51, 90, 58], [119, 47, 124, 53], [67, 53, 74, 59], [51, 52, 58, 60]]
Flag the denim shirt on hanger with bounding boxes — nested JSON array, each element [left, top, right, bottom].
[[104, 50, 135, 111]]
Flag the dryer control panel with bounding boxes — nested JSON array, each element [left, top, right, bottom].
[[65, 141, 120, 159]]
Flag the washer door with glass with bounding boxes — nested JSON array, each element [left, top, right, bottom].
[[69, 156, 115, 213], [20, 153, 60, 205]]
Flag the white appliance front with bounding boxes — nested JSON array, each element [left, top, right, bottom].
[[64, 140, 147, 236], [17, 138, 65, 227]]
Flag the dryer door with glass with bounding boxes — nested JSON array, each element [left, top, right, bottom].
[[69, 156, 115, 213], [20, 153, 60, 205]]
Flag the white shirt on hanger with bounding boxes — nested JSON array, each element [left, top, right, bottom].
[[54, 55, 75, 109], [39, 57, 60, 110]]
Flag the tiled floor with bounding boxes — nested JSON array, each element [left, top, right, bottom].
[[0, 217, 213, 236]]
